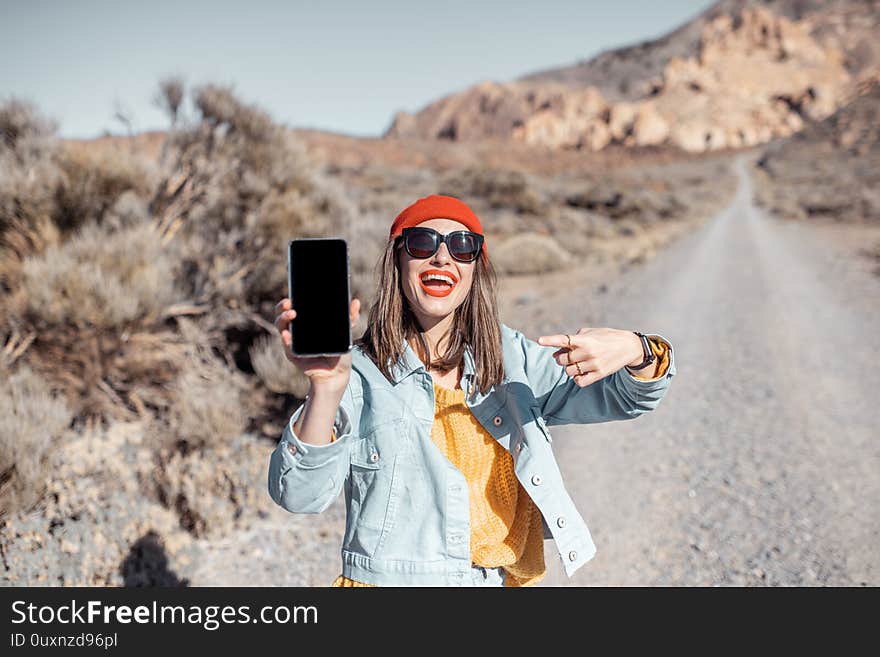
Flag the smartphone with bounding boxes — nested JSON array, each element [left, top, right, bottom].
[[287, 238, 352, 356]]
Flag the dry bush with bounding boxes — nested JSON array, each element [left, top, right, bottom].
[[491, 232, 573, 275], [439, 167, 546, 214], [148, 319, 260, 538], [20, 219, 179, 329], [102, 190, 151, 232], [152, 84, 359, 325], [1, 99, 154, 255], [0, 98, 57, 151], [152, 433, 268, 538], [0, 214, 60, 315], [1, 99, 159, 335], [159, 342, 249, 455], [563, 180, 686, 224], [0, 100, 64, 262], [536, 206, 613, 255], [194, 84, 275, 143], [0, 365, 73, 516], [249, 333, 310, 397], [53, 146, 158, 233], [154, 76, 184, 127]]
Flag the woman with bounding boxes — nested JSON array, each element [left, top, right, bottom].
[[268, 194, 675, 586]]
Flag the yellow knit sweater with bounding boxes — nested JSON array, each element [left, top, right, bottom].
[[331, 336, 671, 587]]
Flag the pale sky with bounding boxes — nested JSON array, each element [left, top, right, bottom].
[[1, 0, 715, 139]]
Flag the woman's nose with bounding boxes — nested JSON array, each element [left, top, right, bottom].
[[431, 242, 452, 265]]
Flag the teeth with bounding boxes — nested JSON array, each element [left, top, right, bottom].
[[421, 273, 455, 285]]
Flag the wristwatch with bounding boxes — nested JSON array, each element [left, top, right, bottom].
[[626, 331, 656, 370]]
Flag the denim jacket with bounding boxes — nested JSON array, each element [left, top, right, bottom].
[[268, 323, 676, 586]]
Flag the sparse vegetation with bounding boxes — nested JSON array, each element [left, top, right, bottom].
[[492, 232, 574, 275], [754, 82, 880, 225], [439, 167, 546, 214], [21, 219, 178, 329], [249, 333, 310, 397], [0, 365, 73, 517], [0, 84, 366, 584]]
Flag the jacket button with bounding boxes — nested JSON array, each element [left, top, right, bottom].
[[493, 415, 503, 426], [557, 516, 567, 528], [531, 474, 542, 486], [287, 443, 297, 456], [369, 452, 379, 463], [568, 550, 578, 562]]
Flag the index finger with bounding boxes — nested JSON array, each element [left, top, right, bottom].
[[274, 298, 291, 313], [537, 334, 572, 348]]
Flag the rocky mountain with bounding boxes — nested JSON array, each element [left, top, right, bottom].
[[386, 0, 879, 153]]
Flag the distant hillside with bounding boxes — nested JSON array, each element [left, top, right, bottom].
[[519, 0, 880, 100], [386, 0, 879, 153], [754, 77, 880, 222]]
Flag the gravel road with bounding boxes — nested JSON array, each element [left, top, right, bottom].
[[534, 156, 880, 586], [192, 156, 879, 586]]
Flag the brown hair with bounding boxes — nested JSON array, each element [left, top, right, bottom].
[[356, 237, 504, 395]]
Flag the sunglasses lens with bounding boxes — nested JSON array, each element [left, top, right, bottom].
[[448, 233, 480, 261], [405, 230, 437, 259]]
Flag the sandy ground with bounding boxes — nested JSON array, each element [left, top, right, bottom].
[[191, 156, 880, 586]]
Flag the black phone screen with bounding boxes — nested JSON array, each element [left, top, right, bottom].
[[288, 238, 351, 356]]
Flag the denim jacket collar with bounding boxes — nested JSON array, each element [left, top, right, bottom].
[[386, 335, 477, 394]]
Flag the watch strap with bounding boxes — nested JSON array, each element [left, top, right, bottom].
[[626, 331, 656, 370]]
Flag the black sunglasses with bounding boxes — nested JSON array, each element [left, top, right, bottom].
[[399, 226, 484, 263]]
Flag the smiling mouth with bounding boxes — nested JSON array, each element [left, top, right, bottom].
[[419, 271, 457, 297]]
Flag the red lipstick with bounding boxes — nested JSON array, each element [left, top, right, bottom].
[[418, 268, 458, 298]]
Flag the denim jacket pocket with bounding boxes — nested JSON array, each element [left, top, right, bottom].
[[345, 421, 402, 558]]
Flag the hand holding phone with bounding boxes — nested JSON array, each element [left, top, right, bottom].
[[274, 296, 361, 394]]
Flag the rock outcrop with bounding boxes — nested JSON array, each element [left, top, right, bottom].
[[386, 3, 877, 153]]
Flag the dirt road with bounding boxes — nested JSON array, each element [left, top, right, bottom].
[[535, 157, 880, 586]]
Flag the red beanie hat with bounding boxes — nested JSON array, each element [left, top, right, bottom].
[[389, 194, 487, 256]]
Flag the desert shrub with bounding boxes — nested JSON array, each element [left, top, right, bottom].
[[0, 98, 57, 151], [149, 320, 259, 537], [103, 190, 151, 232], [154, 76, 185, 127], [491, 232, 573, 275], [439, 167, 545, 214], [53, 146, 158, 233], [194, 84, 275, 143], [0, 100, 64, 262], [563, 178, 691, 224], [0, 365, 73, 516], [152, 433, 268, 538], [21, 219, 179, 329], [0, 213, 60, 311], [1, 99, 154, 253], [151, 84, 360, 330], [160, 345, 248, 455], [249, 333, 310, 397], [535, 206, 612, 255]]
